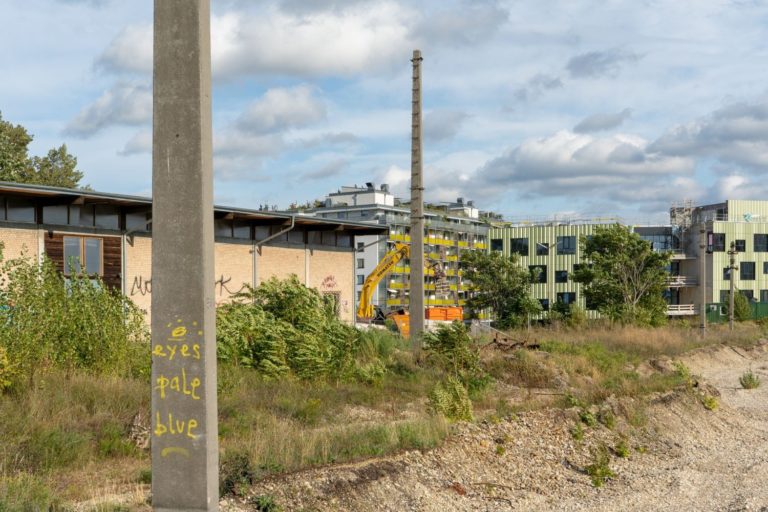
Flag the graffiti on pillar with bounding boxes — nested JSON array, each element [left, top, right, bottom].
[[215, 274, 249, 297]]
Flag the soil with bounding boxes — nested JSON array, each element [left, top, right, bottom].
[[231, 342, 768, 512]]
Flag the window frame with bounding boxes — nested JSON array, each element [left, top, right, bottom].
[[62, 235, 104, 276], [556, 235, 577, 255], [741, 261, 756, 280], [510, 238, 529, 256]]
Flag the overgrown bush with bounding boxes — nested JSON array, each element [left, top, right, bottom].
[[217, 276, 392, 382], [428, 376, 473, 422], [0, 250, 149, 390], [585, 443, 615, 487], [423, 321, 490, 395]]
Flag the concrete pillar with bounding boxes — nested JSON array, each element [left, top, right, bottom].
[[409, 50, 425, 349], [151, 1, 218, 510]]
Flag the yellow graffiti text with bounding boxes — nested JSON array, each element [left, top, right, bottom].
[[155, 367, 201, 400], [154, 412, 199, 439], [152, 343, 200, 361]]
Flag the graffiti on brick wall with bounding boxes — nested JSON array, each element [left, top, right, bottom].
[[129, 274, 248, 299], [320, 274, 348, 314]]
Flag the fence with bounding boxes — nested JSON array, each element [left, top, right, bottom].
[[705, 302, 768, 323]]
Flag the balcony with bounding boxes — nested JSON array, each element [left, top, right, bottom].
[[667, 275, 698, 288], [668, 304, 696, 316]]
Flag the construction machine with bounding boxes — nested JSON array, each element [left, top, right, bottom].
[[356, 242, 462, 334]]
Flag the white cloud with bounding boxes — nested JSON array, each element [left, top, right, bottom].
[[119, 130, 151, 155], [565, 49, 642, 79], [96, 24, 152, 74], [65, 82, 151, 137], [423, 110, 468, 142], [236, 85, 326, 134]]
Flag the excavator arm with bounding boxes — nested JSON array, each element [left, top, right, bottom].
[[357, 242, 450, 321], [357, 242, 411, 320]]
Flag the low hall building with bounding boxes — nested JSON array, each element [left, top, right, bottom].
[[0, 182, 387, 324]]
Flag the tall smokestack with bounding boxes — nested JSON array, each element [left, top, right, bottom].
[[409, 49, 425, 349]]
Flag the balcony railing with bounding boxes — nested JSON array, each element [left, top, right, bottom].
[[667, 304, 696, 316], [667, 275, 698, 287]]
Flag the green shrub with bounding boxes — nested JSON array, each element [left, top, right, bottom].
[[0, 253, 149, 389], [570, 422, 584, 441], [614, 439, 630, 458], [585, 444, 615, 487], [24, 427, 90, 471], [97, 422, 136, 458], [423, 322, 490, 395], [217, 276, 370, 382], [428, 376, 473, 422], [579, 410, 597, 427], [739, 370, 761, 389], [701, 395, 718, 411]]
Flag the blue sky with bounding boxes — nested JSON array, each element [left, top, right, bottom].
[[3, 0, 768, 223]]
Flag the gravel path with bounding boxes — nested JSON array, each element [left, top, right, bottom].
[[241, 343, 768, 512]]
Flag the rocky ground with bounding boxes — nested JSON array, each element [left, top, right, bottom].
[[232, 342, 768, 512]]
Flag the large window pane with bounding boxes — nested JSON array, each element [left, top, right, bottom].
[[85, 238, 102, 275], [43, 205, 68, 225], [126, 212, 150, 231], [510, 238, 528, 256], [741, 261, 756, 280], [557, 236, 577, 255], [233, 221, 250, 239], [77, 205, 94, 227], [7, 198, 35, 222], [94, 205, 119, 230], [755, 234, 768, 252], [64, 237, 81, 274]]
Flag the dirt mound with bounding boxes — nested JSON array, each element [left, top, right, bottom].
[[236, 345, 768, 512]]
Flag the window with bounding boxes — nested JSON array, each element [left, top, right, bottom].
[[735, 239, 746, 252], [288, 230, 304, 244], [764, 261, 768, 275], [761, 290, 768, 303], [755, 234, 768, 252], [741, 262, 756, 280], [555, 270, 568, 283], [557, 236, 577, 255], [491, 238, 503, 252], [357, 258, 365, 269], [724, 267, 732, 280], [742, 290, 754, 301], [321, 231, 336, 246], [557, 292, 577, 305], [94, 205, 119, 230], [536, 242, 549, 256], [6, 198, 35, 222], [126, 211, 151, 232], [539, 298, 550, 311], [214, 219, 232, 237], [529, 265, 547, 283], [510, 238, 529, 256], [336, 234, 352, 247], [720, 290, 729, 304], [357, 274, 365, 285], [43, 205, 68, 225], [357, 242, 365, 252], [232, 221, 250, 239], [255, 226, 271, 241], [337, 212, 347, 220], [63, 236, 102, 275], [711, 233, 726, 252]]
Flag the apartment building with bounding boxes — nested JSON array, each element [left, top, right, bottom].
[[303, 183, 489, 316], [0, 182, 387, 325]]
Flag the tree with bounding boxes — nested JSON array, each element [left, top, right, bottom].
[[0, 112, 85, 188], [722, 290, 752, 322], [461, 250, 541, 329], [572, 224, 670, 326]]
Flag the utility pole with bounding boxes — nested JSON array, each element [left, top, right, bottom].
[[728, 241, 738, 331], [409, 49, 425, 351], [699, 227, 707, 336], [151, 1, 218, 510]]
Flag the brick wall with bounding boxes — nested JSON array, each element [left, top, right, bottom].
[[258, 244, 307, 284], [214, 240, 253, 304], [125, 234, 153, 320], [308, 246, 355, 323], [0, 225, 41, 262]]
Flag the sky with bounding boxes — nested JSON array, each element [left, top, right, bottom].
[[3, 0, 768, 224]]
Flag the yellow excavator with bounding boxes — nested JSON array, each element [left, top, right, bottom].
[[356, 242, 461, 334]]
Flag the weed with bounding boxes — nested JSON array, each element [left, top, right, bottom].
[[570, 422, 584, 442], [494, 398, 517, 420], [137, 469, 151, 485], [579, 410, 597, 427], [428, 377, 473, 422], [701, 395, 718, 411], [249, 495, 283, 512], [0, 473, 61, 511], [614, 439, 630, 458], [739, 370, 761, 389], [97, 422, 136, 458], [423, 322, 490, 396], [220, 451, 255, 496], [597, 410, 616, 429], [495, 444, 506, 456], [24, 427, 90, 471], [673, 362, 693, 386], [585, 444, 615, 487]]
